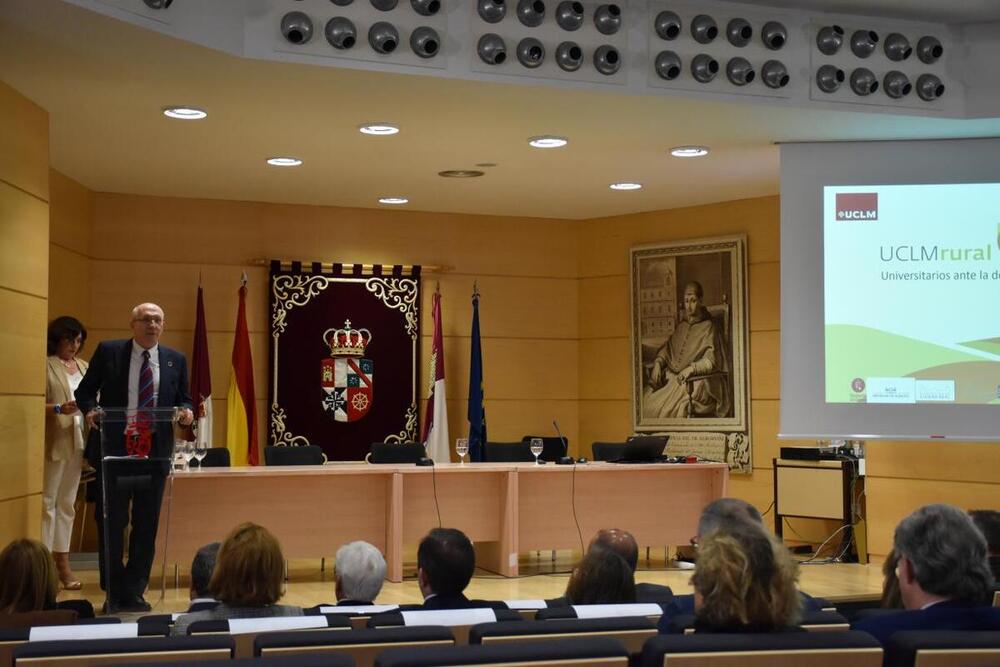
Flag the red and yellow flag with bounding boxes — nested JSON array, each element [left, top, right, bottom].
[[226, 273, 258, 466]]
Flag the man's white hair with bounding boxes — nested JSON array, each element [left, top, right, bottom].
[[335, 541, 386, 603], [131, 303, 164, 320]]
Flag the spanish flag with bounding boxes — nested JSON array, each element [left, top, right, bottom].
[[226, 273, 258, 466]]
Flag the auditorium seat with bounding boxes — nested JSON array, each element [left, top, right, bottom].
[[375, 636, 628, 667], [187, 614, 350, 658], [368, 609, 521, 644], [367, 442, 426, 464], [639, 630, 882, 667], [884, 630, 1000, 667], [535, 603, 665, 622], [264, 445, 325, 466], [115, 655, 354, 667], [11, 634, 233, 666], [256, 625, 454, 667], [485, 442, 534, 463], [0, 610, 76, 629], [307, 604, 401, 630], [591, 442, 627, 462], [470, 616, 657, 653], [665, 610, 849, 634]]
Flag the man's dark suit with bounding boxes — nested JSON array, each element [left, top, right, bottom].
[[420, 594, 477, 610], [75, 339, 192, 606], [851, 600, 1000, 645]]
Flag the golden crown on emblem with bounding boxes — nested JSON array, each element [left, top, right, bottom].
[[323, 319, 372, 357]]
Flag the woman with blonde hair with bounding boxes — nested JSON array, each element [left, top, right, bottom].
[[172, 523, 302, 635], [690, 522, 801, 632]]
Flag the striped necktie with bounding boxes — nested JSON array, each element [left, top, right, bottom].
[[138, 350, 155, 409]]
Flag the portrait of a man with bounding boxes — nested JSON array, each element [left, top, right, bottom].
[[630, 236, 749, 438]]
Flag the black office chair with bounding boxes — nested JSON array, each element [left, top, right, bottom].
[[190, 447, 231, 468], [367, 442, 426, 464], [485, 441, 534, 462], [263, 445, 325, 466], [591, 441, 627, 461], [521, 436, 567, 462]]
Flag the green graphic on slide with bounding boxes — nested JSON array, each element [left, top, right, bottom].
[[961, 337, 1000, 356], [825, 325, 987, 402]]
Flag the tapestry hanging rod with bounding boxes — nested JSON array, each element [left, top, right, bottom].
[[248, 258, 452, 273]]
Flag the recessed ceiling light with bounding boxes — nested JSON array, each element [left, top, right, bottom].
[[266, 157, 302, 167], [528, 135, 568, 149], [162, 106, 207, 120], [670, 145, 710, 158], [379, 197, 409, 205], [438, 170, 485, 178], [609, 182, 642, 191], [359, 123, 400, 136]]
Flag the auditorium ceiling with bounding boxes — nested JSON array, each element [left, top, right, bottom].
[[1, 0, 998, 219]]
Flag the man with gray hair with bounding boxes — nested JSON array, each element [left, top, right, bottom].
[[334, 541, 386, 606], [853, 503, 999, 644]]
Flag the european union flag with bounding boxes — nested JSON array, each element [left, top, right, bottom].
[[468, 286, 487, 462]]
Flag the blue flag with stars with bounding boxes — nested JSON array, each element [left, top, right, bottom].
[[468, 286, 487, 462]]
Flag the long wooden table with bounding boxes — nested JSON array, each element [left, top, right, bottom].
[[156, 461, 728, 582]]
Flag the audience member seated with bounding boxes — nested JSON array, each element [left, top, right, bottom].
[[416, 528, 478, 610], [852, 503, 1000, 645], [0, 539, 94, 624], [881, 548, 902, 609], [663, 499, 827, 622], [333, 541, 386, 606], [592, 529, 673, 604], [969, 509, 1000, 584], [172, 523, 302, 636], [187, 542, 221, 612], [564, 545, 636, 605], [671, 521, 801, 633]]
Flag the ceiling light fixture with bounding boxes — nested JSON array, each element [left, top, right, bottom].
[[359, 123, 399, 136], [266, 157, 303, 167], [528, 135, 568, 149], [162, 106, 207, 120], [379, 197, 409, 205], [609, 182, 642, 191], [670, 145, 710, 158], [438, 170, 485, 178]]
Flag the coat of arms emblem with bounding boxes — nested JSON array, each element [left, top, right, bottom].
[[321, 319, 374, 422]]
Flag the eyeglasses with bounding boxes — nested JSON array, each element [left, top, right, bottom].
[[133, 316, 163, 325]]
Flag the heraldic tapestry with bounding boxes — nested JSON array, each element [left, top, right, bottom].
[[630, 235, 752, 473], [269, 261, 421, 461]]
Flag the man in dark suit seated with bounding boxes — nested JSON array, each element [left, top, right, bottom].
[[417, 528, 478, 610], [334, 540, 386, 606], [852, 503, 1000, 645], [658, 498, 828, 631], [187, 542, 220, 613]]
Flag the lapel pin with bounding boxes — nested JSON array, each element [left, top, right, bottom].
[[167, 361, 174, 367]]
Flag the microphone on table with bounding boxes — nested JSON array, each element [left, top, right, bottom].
[[553, 420, 575, 465]]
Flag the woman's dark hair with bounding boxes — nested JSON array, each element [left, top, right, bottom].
[[46, 316, 87, 356], [0, 539, 59, 614], [565, 545, 636, 605]]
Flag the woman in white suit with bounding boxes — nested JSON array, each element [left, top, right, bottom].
[[43, 316, 89, 590]]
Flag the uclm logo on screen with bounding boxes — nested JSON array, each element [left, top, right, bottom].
[[836, 193, 878, 221]]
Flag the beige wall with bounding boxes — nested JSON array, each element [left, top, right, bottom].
[[48, 170, 92, 323], [0, 81, 49, 544]]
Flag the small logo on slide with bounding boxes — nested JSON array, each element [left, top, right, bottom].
[[851, 377, 866, 393], [836, 193, 878, 221]]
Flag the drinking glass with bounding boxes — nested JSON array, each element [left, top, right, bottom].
[[455, 438, 469, 464], [193, 439, 209, 470], [179, 439, 195, 471], [530, 437, 543, 465]]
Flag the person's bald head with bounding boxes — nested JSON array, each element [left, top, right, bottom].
[[589, 528, 639, 572]]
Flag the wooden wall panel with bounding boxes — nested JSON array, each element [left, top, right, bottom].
[[47, 244, 90, 322], [866, 441, 1000, 485], [0, 181, 49, 298], [578, 338, 630, 400], [49, 170, 92, 257], [0, 81, 49, 202], [0, 290, 47, 395], [749, 331, 780, 400], [748, 262, 780, 331], [578, 275, 629, 339], [0, 395, 45, 502], [0, 496, 42, 542]]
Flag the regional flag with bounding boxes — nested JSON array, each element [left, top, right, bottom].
[[421, 288, 449, 462], [467, 284, 487, 462], [226, 273, 259, 466], [189, 282, 212, 449]]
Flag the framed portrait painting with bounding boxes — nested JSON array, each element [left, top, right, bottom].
[[630, 235, 751, 472]]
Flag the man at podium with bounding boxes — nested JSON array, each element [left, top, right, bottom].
[[76, 302, 194, 612]]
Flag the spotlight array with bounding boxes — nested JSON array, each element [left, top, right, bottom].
[[813, 24, 946, 102]]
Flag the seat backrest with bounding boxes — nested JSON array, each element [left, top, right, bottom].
[[374, 636, 629, 667], [189, 614, 349, 658], [0, 611, 77, 630], [257, 625, 455, 667], [485, 442, 534, 463], [591, 442, 627, 462], [886, 630, 1000, 667], [316, 605, 400, 630], [263, 445, 325, 466], [367, 442, 426, 464], [536, 604, 665, 622], [640, 630, 882, 667], [799, 610, 850, 632], [472, 616, 657, 653], [370, 609, 520, 644], [520, 436, 567, 462], [993, 590, 999, 608], [12, 634, 234, 666], [199, 447, 231, 467]]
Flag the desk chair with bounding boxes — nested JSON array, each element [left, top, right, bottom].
[[640, 631, 882, 667], [367, 442, 426, 464], [375, 636, 628, 667], [256, 626, 454, 667], [264, 445, 325, 466], [12, 634, 232, 667], [885, 630, 1000, 667]]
